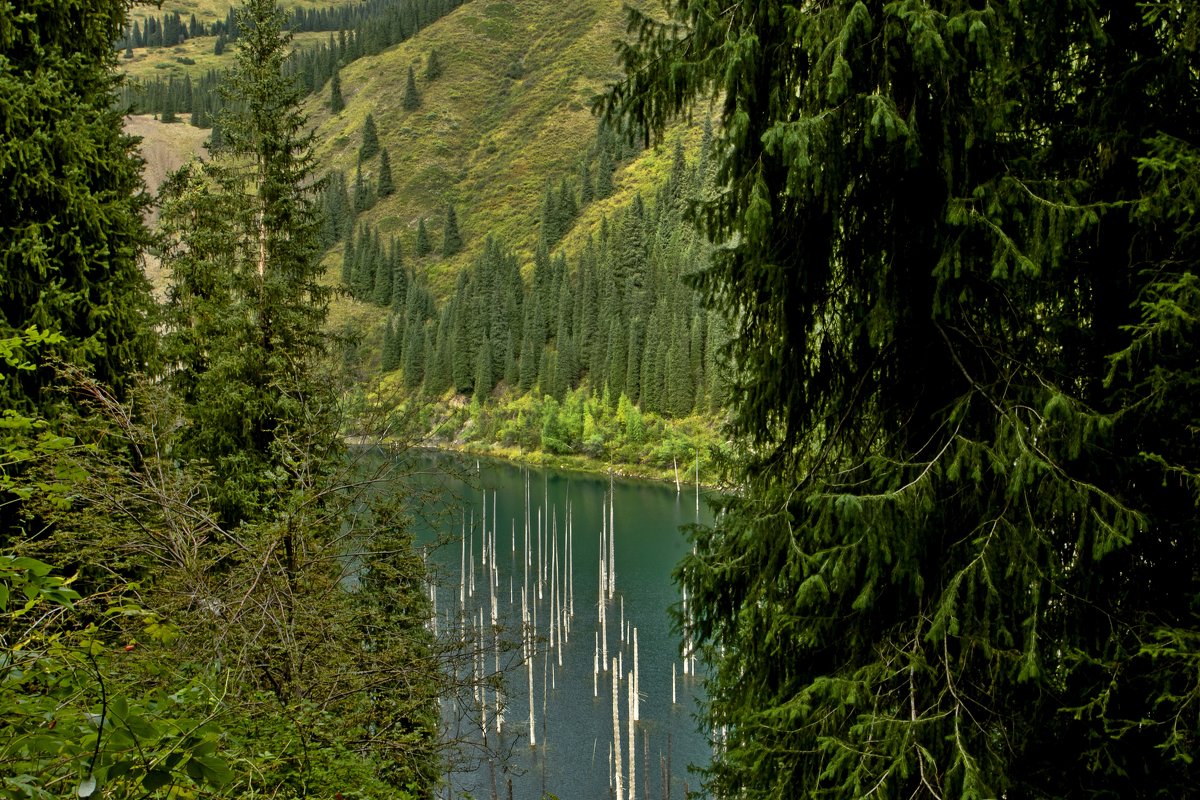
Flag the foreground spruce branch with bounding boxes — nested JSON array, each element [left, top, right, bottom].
[[602, 1, 1200, 796]]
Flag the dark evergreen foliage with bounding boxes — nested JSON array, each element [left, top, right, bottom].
[[380, 317, 396, 372], [360, 112, 380, 161], [121, 0, 466, 125], [424, 47, 442, 81], [402, 65, 420, 111], [578, 160, 594, 205], [539, 176, 583, 249], [594, 146, 615, 199], [352, 162, 374, 213], [0, 0, 153, 409], [160, 0, 333, 527], [377, 147, 395, 197], [160, 88, 177, 123], [379, 155, 723, 414], [341, 221, 405, 311], [328, 67, 344, 112], [318, 170, 351, 249], [141, 9, 445, 791], [415, 217, 432, 256], [441, 203, 462, 256], [603, 2, 1200, 797]]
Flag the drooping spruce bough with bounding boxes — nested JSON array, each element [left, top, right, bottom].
[[603, 2, 1199, 796]]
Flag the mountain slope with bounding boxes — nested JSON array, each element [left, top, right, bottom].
[[306, 0, 638, 289]]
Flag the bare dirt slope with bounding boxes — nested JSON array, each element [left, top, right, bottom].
[[125, 114, 208, 292], [126, 113, 208, 200]]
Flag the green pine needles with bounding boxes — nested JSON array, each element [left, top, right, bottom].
[[604, 1, 1200, 797], [0, 0, 152, 410], [159, 0, 334, 526]]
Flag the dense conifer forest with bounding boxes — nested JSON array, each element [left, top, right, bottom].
[[335, 125, 726, 456]]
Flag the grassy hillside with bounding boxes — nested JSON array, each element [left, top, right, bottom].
[[125, 114, 208, 199], [121, 31, 329, 83], [128, 0, 346, 25], [306, 0, 633, 290], [123, 0, 700, 290]]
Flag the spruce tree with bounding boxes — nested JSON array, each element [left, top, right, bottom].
[[360, 112, 379, 161], [517, 331, 538, 392], [380, 318, 399, 372], [161, 0, 334, 526], [353, 161, 371, 213], [622, 322, 642, 405], [401, 318, 424, 390], [538, 179, 560, 247], [579, 160, 594, 205], [424, 47, 442, 81], [377, 146, 394, 197], [402, 64, 420, 110], [414, 216, 431, 256], [425, 305, 453, 393], [595, 146, 615, 198], [473, 336, 493, 398], [0, 0, 153, 409], [665, 313, 693, 416], [371, 238, 392, 306], [389, 245, 407, 312], [605, 2, 1200, 797], [503, 318, 521, 389], [441, 203, 462, 256], [161, 3, 445, 773], [341, 223, 356, 286], [328, 67, 343, 112], [161, 88, 177, 123]]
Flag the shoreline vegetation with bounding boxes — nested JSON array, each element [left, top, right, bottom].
[[349, 381, 732, 490]]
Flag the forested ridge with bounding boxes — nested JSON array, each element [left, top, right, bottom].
[[220, 0, 733, 476], [328, 116, 731, 474]]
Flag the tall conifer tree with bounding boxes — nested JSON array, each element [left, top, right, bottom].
[[329, 67, 344, 112], [360, 112, 379, 161], [441, 203, 462, 256], [161, 0, 333, 525], [0, 0, 153, 408], [414, 216, 431, 256], [377, 147, 395, 197], [605, 2, 1200, 796], [402, 64, 420, 110], [424, 47, 442, 81]]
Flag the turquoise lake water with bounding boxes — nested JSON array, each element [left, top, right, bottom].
[[402, 452, 713, 799]]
